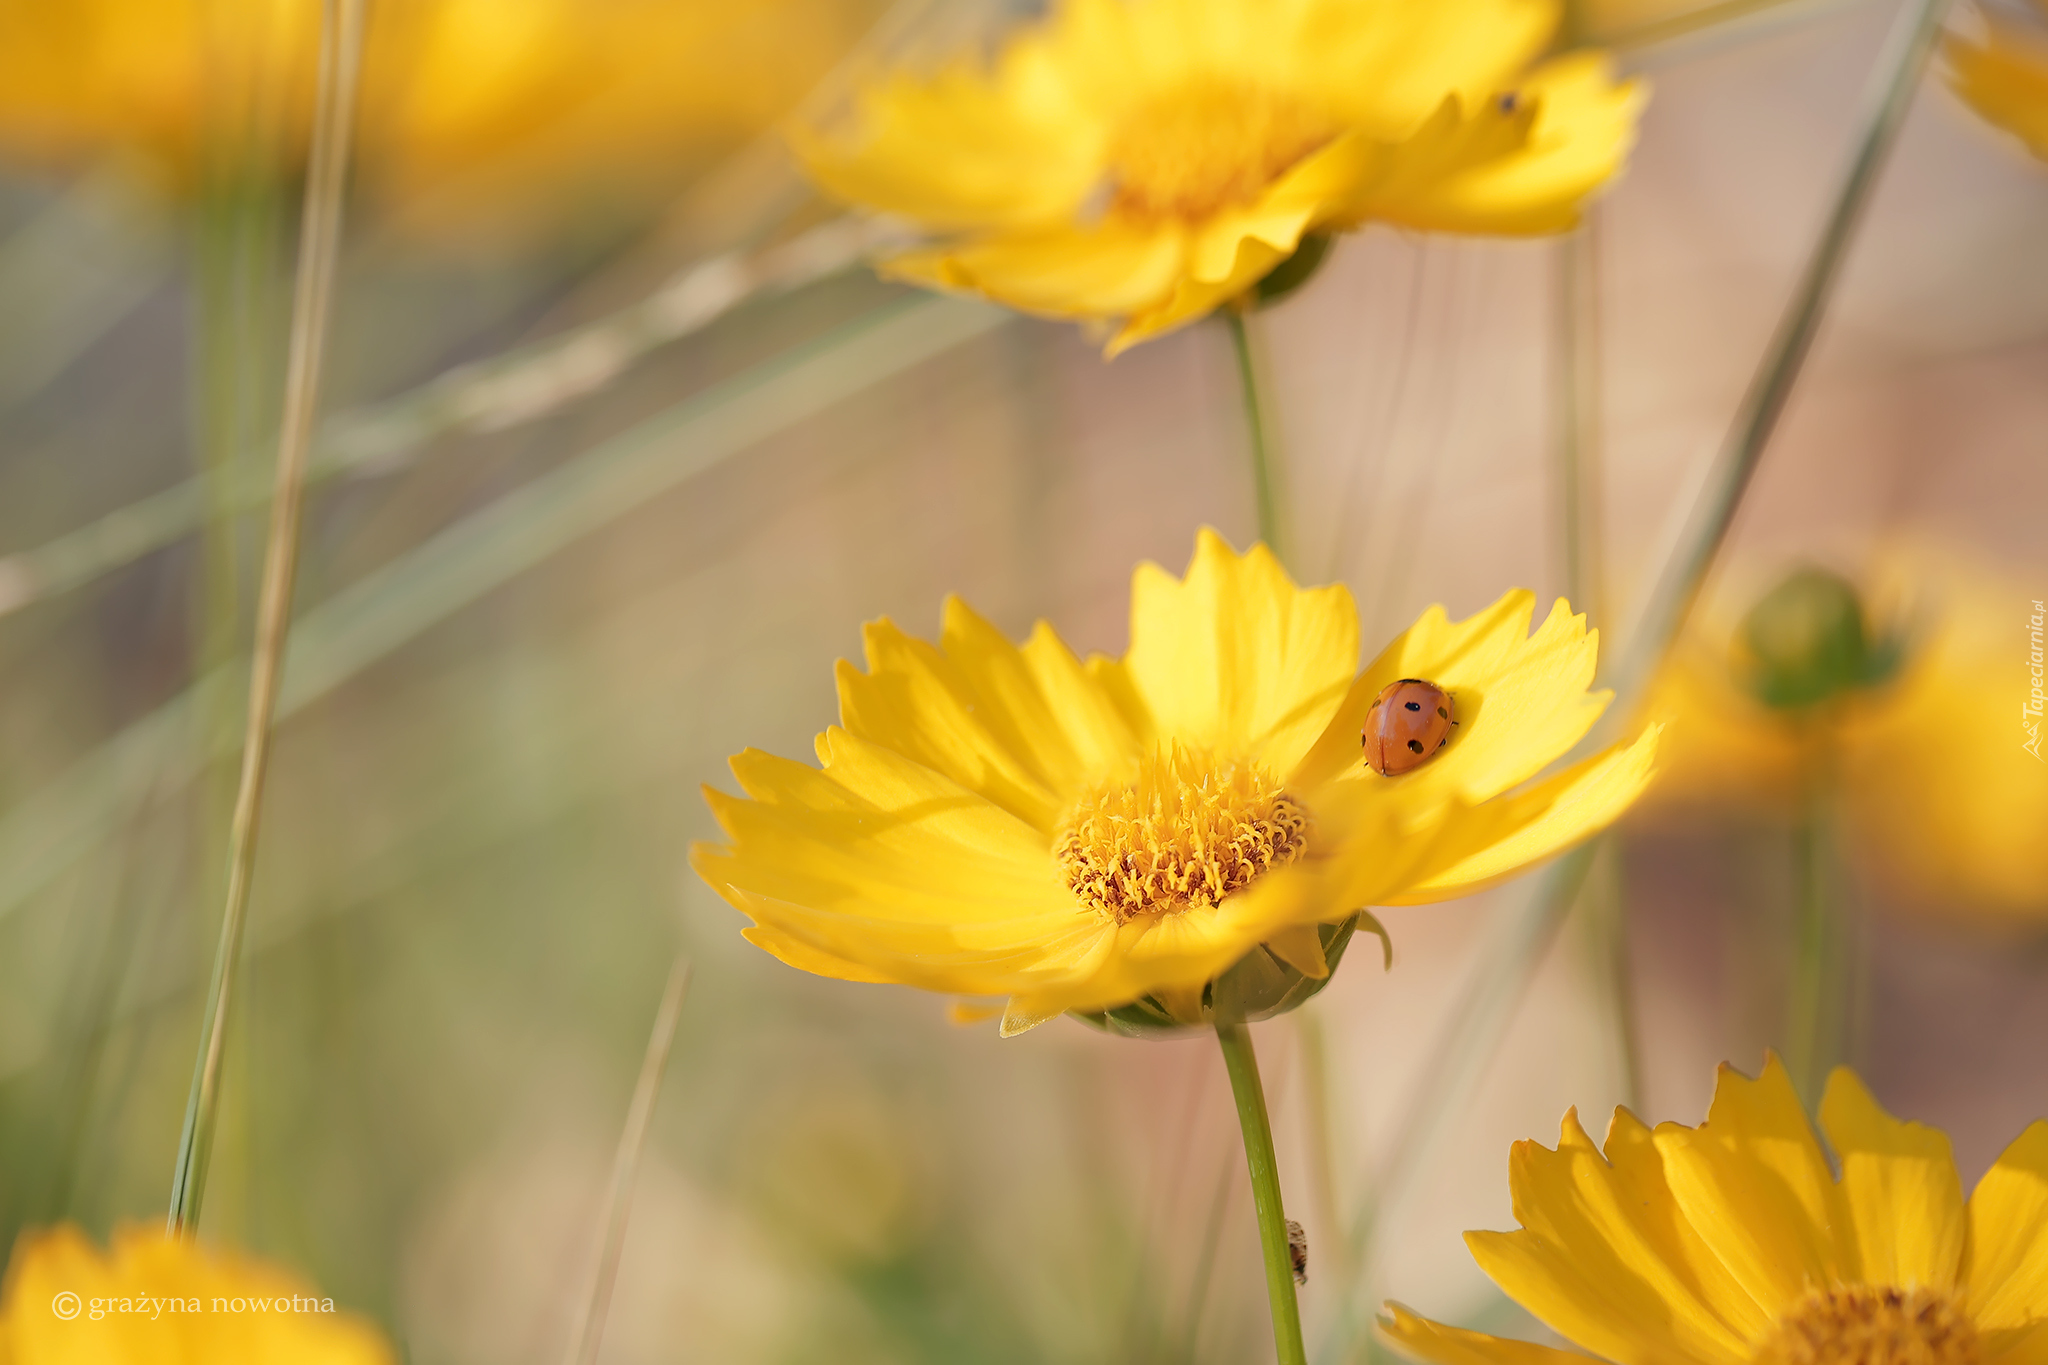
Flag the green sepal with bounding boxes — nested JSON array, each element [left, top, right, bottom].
[[1069, 911, 1390, 1041], [1252, 233, 1334, 308]]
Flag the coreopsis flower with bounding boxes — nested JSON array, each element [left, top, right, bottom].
[[0, 0, 879, 240], [1643, 549, 2048, 924], [0, 1224, 391, 1363], [795, 0, 1645, 353], [1948, 4, 2048, 163], [1382, 1056, 2048, 1365], [692, 531, 1658, 1036]]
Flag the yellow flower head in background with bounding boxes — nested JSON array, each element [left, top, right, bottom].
[[692, 531, 1658, 1036], [797, 0, 1645, 353], [1382, 1056, 2048, 1365], [0, 0, 880, 241], [1643, 546, 2048, 925], [0, 1224, 392, 1363], [1948, 2, 2048, 163]]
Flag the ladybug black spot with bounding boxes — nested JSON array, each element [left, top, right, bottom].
[[1404, 700, 1422, 711], [1406, 739, 1425, 754], [1437, 706, 1448, 719]]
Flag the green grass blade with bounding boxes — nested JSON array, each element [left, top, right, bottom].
[[0, 294, 1004, 926], [1320, 0, 1951, 1351], [0, 216, 895, 620]]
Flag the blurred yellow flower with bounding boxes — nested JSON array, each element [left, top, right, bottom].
[[0, 1224, 391, 1363], [796, 0, 1644, 353], [1949, 6, 2048, 163], [692, 530, 1658, 1036], [1644, 549, 2048, 924], [1382, 1056, 2048, 1365], [0, 0, 880, 240]]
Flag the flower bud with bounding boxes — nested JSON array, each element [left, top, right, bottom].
[[1734, 566, 1900, 711]]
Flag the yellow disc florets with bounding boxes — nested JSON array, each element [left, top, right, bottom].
[[1756, 1287, 1980, 1365], [1054, 747, 1310, 923], [1108, 81, 1334, 223]]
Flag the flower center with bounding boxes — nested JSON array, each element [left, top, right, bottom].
[[1107, 81, 1335, 223], [1054, 748, 1310, 923], [1755, 1287, 1979, 1365]]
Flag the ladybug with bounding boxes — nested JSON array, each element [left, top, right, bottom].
[[1361, 678, 1456, 776]]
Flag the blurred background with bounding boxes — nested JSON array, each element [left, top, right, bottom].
[[0, 0, 2044, 1360]]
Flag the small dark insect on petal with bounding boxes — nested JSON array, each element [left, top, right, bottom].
[[1286, 1219, 1308, 1286], [1499, 92, 1519, 113]]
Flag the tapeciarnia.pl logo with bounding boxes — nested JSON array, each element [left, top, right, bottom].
[[2026, 599, 2044, 762]]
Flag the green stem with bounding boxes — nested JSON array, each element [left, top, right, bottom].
[[1555, 213, 1639, 1112], [1786, 798, 1828, 1103], [567, 958, 691, 1365], [1555, 219, 1605, 629], [1324, 2, 1951, 1309], [1216, 1019, 1307, 1365], [1606, 0, 1951, 714], [1784, 741, 1851, 1108], [1295, 1007, 1353, 1295], [167, 0, 366, 1236], [1580, 841, 1642, 1112], [1225, 310, 1287, 563]]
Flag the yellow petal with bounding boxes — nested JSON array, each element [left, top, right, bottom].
[[1108, 232, 1288, 354], [1379, 1301, 1601, 1365], [1653, 1057, 1856, 1314], [834, 600, 1142, 832], [1817, 1067, 1966, 1292], [1123, 528, 1360, 775], [0, 1224, 392, 1363], [1020, 619, 1153, 776], [693, 734, 1106, 995], [1834, 547, 2048, 921], [1465, 1108, 1758, 1365], [1947, 26, 2048, 163], [1293, 594, 1602, 797], [1263, 922, 1330, 978], [1109, 128, 1368, 353], [1332, 54, 1643, 236], [794, 35, 1104, 231], [999, 993, 1068, 1036], [1601, 1107, 1775, 1342], [739, 923, 897, 984], [881, 217, 1188, 321], [1382, 724, 1661, 903], [1320, 58, 1640, 237], [1964, 1119, 2048, 1328], [1248, 775, 1511, 928], [1983, 1320, 2048, 1365], [947, 999, 1005, 1025], [1299, 0, 1557, 135]]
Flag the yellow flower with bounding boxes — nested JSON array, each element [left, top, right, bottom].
[[0, 1224, 392, 1363], [0, 0, 880, 240], [1948, 6, 2048, 163], [1643, 549, 2048, 924], [796, 0, 1645, 353], [691, 530, 1658, 1036], [1381, 1055, 2048, 1365]]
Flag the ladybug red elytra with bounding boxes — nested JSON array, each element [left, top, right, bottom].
[[1361, 678, 1456, 777]]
